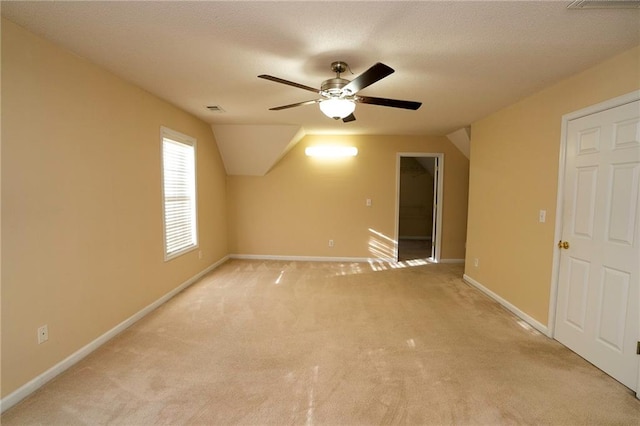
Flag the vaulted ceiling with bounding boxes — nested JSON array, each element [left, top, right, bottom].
[[2, 1, 639, 173]]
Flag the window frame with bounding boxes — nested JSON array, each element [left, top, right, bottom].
[[160, 126, 199, 261]]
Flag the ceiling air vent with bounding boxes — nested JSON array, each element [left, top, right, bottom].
[[206, 105, 225, 113], [567, 0, 640, 8]]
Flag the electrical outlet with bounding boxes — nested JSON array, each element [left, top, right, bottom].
[[328, 239, 335, 248], [37, 325, 49, 344], [474, 258, 479, 267], [366, 198, 372, 207], [198, 250, 203, 260]]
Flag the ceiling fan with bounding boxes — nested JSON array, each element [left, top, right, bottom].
[[258, 61, 422, 123]]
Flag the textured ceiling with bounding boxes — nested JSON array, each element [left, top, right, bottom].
[[2, 1, 639, 136]]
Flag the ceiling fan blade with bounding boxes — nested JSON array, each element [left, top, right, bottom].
[[342, 113, 356, 123], [357, 95, 422, 110], [258, 75, 319, 94], [269, 99, 319, 111], [342, 63, 394, 94]]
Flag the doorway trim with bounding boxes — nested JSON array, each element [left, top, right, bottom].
[[548, 90, 640, 397], [395, 152, 444, 262]]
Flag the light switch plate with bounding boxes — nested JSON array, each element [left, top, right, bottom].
[[539, 210, 546, 223]]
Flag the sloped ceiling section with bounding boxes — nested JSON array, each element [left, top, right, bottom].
[[212, 125, 305, 176], [446, 127, 471, 159]]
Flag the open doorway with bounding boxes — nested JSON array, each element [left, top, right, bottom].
[[395, 153, 443, 262]]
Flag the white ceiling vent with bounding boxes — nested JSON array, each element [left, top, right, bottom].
[[567, 0, 640, 8], [206, 105, 226, 113]]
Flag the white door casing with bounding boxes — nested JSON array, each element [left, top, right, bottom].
[[395, 153, 444, 262], [552, 93, 640, 395], [431, 157, 440, 259]]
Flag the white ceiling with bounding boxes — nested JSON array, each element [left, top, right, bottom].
[[2, 1, 639, 136]]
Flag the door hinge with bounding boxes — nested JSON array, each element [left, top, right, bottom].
[[637, 341, 640, 355]]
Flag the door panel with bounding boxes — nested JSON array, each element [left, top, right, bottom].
[[555, 99, 640, 391], [607, 163, 639, 245], [573, 166, 598, 238], [565, 258, 589, 330], [596, 267, 629, 352], [614, 117, 640, 148]]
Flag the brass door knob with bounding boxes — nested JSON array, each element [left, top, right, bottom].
[[558, 240, 570, 249]]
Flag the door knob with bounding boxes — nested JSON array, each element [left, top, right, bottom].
[[558, 240, 570, 249]]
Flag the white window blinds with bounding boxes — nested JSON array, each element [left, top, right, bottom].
[[161, 128, 197, 260]]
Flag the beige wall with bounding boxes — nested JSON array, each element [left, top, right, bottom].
[[465, 45, 640, 325], [1, 20, 228, 397], [227, 134, 469, 260]]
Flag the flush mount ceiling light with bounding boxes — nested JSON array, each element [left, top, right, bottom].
[[305, 146, 358, 158], [319, 98, 356, 120]]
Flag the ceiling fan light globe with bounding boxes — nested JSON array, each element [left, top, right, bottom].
[[319, 98, 355, 119]]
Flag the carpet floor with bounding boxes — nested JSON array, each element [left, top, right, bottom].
[[3, 259, 639, 425]]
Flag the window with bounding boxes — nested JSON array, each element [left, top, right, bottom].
[[161, 127, 198, 260]]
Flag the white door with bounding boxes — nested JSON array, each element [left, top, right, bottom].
[[555, 98, 640, 391], [431, 157, 439, 259]]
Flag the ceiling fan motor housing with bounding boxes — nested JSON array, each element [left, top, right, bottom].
[[321, 78, 350, 97]]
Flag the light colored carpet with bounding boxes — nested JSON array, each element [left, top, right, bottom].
[[3, 259, 639, 425]]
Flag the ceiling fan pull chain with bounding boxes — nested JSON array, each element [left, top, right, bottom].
[[346, 63, 354, 75]]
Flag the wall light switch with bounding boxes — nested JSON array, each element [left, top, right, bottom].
[[539, 210, 546, 223], [366, 198, 372, 207]]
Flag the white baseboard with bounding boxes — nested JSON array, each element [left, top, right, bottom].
[[0, 255, 229, 414], [463, 274, 550, 337], [229, 254, 466, 265], [229, 254, 378, 263]]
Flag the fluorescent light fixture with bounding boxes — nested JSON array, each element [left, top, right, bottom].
[[305, 146, 358, 158], [319, 98, 356, 119]]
